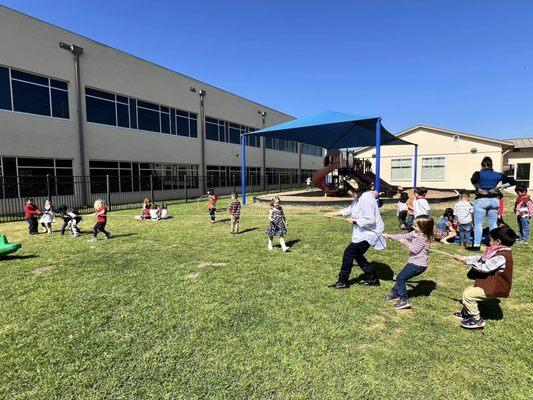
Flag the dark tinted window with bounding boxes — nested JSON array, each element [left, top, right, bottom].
[[90, 161, 119, 169], [12, 80, 50, 116], [206, 122, 219, 140], [51, 89, 69, 118], [86, 87, 115, 101], [116, 95, 128, 104], [86, 96, 116, 125], [129, 99, 137, 129], [137, 107, 160, 132], [161, 113, 170, 134], [229, 124, 240, 144], [117, 103, 129, 128], [177, 115, 189, 136], [11, 69, 49, 85], [0, 66, 11, 110], [170, 109, 176, 134], [50, 79, 68, 90], [137, 100, 159, 111], [55, 159, 73, 168], [190, 119, 197, 138]]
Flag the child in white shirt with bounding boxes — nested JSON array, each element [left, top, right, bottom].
[[413, 187, 430, 217]]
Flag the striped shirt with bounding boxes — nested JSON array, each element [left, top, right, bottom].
[[228, 199, 241, 218], [386, 231, 430, 268]]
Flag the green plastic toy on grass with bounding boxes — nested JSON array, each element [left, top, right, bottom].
[[0, 235, 22, 257]]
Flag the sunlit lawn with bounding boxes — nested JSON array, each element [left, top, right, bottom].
[[0, 195, 531, 399]]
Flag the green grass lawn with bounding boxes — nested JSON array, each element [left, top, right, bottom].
[[0, 196, 531, 399]]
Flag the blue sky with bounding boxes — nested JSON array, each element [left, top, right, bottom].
[[3, 0, 533, 139]]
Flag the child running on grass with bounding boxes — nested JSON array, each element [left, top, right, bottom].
[[228, 192, 241, 235], [382, 215, 434, 309], [89, 199, 111, 242], [514, 184, 533, 244], [24, 198, 40, 235], [452, 226, 516, 329], [58, 205, 82, 236], [265, 196, 290, 252], [207, 189, 218, 224]]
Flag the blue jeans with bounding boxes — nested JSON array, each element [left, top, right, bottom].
[[458, 222, 472, 244], [392, 263, 426, 300], [406, 215, 414, 231], [473, 198, 499, 246], [518, 216, 531, 241]]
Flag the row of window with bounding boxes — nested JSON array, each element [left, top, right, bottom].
[[89, 161, 199, 193], [0, 66, 69, 119], [205, 117, 260, 147], [390, 156, 446, 181], [85, 87, 198, 137], [300, 144, 323, 157], [0, 65, 323, 155], [206, 165, 262, 188]]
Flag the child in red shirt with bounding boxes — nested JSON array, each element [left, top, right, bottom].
[[207, 189, 218, 224], [24, 198, 40, 235], [89, 199, 111, 242]]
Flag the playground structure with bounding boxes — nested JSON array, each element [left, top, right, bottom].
[[0, 235, 22, 258]]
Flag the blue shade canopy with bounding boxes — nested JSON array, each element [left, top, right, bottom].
[[245, 111, 412, 149]]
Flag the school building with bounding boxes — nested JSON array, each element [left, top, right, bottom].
[[0, 6, 324, 208]]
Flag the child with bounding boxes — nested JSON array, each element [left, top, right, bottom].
[[382, 215, 434, 309], [207, 189, 218, 224], [149, 204, 160, 221], [39, 199, 55, 234], [514, 184, 533, 244], [434, 208, 457, 244], [396, 192, 409, 230], [89, 199, 111, 242], [326, 178, 386, 289], [57, 205, 82, 237], [24, 198, 40, 235], [265, 196, 290, 251], [306, 177, 312, 191], [159, 203, 169, 219], [228, 192, 241, 235], [136, 198, 151, 220], [497, 191, 505, 225], [453, 226, 516, 329], [405, 192, 415, 231], [413, 187, 430, 217], [454, 191, 474, 247]]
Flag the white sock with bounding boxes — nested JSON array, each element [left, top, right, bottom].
[[268, 238, 274, 249], [280, 237, 289, 250]]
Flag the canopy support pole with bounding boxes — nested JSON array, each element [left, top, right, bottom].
[[241, 134, 247, 204], [413, 144, 418, 188], [374, 118, 382, 193]]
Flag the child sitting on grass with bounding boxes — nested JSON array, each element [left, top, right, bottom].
[[24, 198, 40, 235], [454, 191, 474, 248], [396, 192, 409, 230], [514, 184, 533, 244], [382, 215, 434, 309], [265, 196, 290, 252], [149, 204, 160, 221], [159, 203, 169, 219], [434, 208, 457, 244], [453, 226, 516, 329], [228, 192, 241, 235], [89, 199, 111, 242]]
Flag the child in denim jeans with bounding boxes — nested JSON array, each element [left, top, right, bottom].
[[515, 184, 533, 244], [382, 215, 434, 309], [454, 191, 474, 247]]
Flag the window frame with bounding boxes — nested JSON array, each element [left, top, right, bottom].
[[421, 156, 446, 182], [390, 157, 413, 182]]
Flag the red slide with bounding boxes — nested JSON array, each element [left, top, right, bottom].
[[312, 163, 340, 195]]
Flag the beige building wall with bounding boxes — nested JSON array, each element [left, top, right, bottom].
[[355, 127, 507, 189], [0, 7, 321, 179]]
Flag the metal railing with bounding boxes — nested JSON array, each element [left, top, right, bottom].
[[0, 173, 310, 222]]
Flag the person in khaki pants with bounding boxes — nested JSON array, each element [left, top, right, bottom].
[[228, 192, 241, 235], [453, 226, 516, 330]]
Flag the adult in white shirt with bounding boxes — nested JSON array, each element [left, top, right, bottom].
[[326, 177, 386, 289]]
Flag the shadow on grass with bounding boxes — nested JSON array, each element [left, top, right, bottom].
[[108, 233, 137, 239], [406, 280, 437, 298], [0, 254, 38, 261], [216, 218, 231, 223], [238, 228, 258, 234], [348, 262, 394, 284], [479, 298, 504, 320], [285, 239, 300, 248]]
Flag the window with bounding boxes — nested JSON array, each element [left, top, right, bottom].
[[301, 144, 323, 157], [206, 165, 262, 188], [421, 157, 445, 181], [266, 168, 298, 185], [85, 86, 197, 137], [0, 157, 73, 198], [515, 163, 531, 188], [391, 158, 412, 181], [0, 66, 69, 118], [265, 137, 298, 153], [205, 116, 259, 146], [89, 160, 198, 193]]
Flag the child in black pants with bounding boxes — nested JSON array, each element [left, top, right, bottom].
[[89, 199, 111, 242]]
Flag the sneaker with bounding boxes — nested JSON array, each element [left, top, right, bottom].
[[356, 278, 380, 286], [268, 244, 274, 251], [105, 231, 111, 239], [41, 228, 47, 233], [440, 238, 449, 244], [329, 280, 350, 289], [452, 310, 469, 320], [460, 317, 485, 329], [47, 229, 52, 234], [88, 237, 97, 242], [467, 246, 481, 252], [209, 221, 215, 224], [393, 299, 412, 309], [384, 292, 400, 301], [73, 232, 80, 237]]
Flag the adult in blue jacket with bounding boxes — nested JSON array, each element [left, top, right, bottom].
[[470, 157, 515, 251]]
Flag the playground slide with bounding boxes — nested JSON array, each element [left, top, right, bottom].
[[311, 163, 340, 195]]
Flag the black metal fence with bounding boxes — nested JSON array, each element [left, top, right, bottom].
[[0, 173, 309, 222]]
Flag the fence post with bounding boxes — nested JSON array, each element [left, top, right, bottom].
[[184, 174, 188, 203], [150, 175, 155, 202], [290, 173, 293, 191], [106, 174, 111, 211], [46, 174, 51, 201], [265, 174, 268, 194], [279, 173, 282, 192]]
